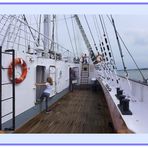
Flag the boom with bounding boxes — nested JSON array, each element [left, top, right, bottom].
[[74, 15, 97, 63]]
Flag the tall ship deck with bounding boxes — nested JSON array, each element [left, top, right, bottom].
[[16, 89, 114, 133], [0, 14, 148, 134]]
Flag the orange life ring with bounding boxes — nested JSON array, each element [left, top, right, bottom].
[[8, 58, 27, 84]]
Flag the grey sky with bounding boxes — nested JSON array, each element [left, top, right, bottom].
[[101, 15, 148, 70]]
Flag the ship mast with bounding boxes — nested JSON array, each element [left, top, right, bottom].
[[44, 15, 51, 56], [50, 15, 56, 52]]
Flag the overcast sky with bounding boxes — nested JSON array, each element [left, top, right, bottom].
[[56, 15, 148, 70], [109, 15, 148, 70]]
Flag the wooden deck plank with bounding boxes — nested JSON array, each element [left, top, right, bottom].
[[15, 89, 114, 133]]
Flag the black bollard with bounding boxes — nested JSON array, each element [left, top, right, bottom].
[[122, 99, 130, 112], [118, 90, 123, 96], [115, 87, 123, 99], [116, 87, 120, 94], [118, 95, 126, 106], [116, 88, 123, 99], [118, 98, 132, 115]]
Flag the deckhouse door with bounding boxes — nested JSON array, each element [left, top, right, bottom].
[[36, 66, 46, 100]]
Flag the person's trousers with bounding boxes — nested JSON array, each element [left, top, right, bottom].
[[40, 92, 50, 112]]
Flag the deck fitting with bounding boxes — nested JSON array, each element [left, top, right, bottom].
[[118, 99, 132, 115]]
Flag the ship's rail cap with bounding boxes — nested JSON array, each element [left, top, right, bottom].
[[118, 75, 148, 86]]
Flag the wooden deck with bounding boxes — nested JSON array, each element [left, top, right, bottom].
[[15, 89, 114, 133]]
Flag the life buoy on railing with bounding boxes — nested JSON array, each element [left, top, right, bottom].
[[8, 58, 27, 84]]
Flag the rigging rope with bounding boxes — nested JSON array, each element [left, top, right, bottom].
[[33, 15, 39, 30], [0, 15, 11, 34], [0, 14, 6, 24], [71, 16, 78, 57], [50, 15, 55, 51], [98, 15, 110, 62], [93, 16, 101, 42], [84, 15, 96, 45], [8, 15, 21, 42], [93, 15, 108, 68], [93, 16, 109, 78], [98, 15, 120, 84], [119, 34, 146, 82], [12, 19, 22, 49], [12, 15, 73, 53], [95, 15, 117, 84], [110, 16, 133, 97], [111, 15, 128, 76], [99, 16, 112, 61], [55, 15, 59, 52], [93, 16, 106, 59], [101, 15, 116, 67], [93, 16, 106, 55], [84, 15, 100, 54], [107, 15, 146, 82], [17, 22, 22, 51], [37, 15, 41, 46], [99, 15, 106, 36], [75, 20, 83, 55], [54, 16, 74, 22], [1, 16, 15, 47], [23, 15, 37, 46], [94, 16, 103, 41], [64, 15, 76, 57]]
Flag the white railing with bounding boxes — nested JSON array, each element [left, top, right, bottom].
[[118, 76, 148, 103]]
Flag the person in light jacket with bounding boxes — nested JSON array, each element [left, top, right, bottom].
[[36, 76, 53, 113]]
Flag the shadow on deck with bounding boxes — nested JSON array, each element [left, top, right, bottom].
[[15, 88, 115, 133]]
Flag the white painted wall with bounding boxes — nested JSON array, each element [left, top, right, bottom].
[[1, 49, 80, 123]]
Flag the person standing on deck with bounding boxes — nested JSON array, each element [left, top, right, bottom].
[[35, 76, 53, 113], [70, 68, 76, 92]]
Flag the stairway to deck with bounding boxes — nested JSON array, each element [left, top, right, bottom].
[[15, 89, 114, 133], [80, 64, 89, 84]]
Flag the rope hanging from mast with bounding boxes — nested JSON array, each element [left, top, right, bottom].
[[12, 19, 22, 49], [74, 19, 84, 56], [23, 15, 38, 46], [71, 16, 79, 58], [97, 15, 119, 84], [99, 16, 115, 73], [93, 16, 105, 60], [37, 15, 41, 46], [92, 15, 110, 82], [50, 15, 56, 51], [111, 15, 129, 77], [84, 15, 100, 55], [99, 15, 114, 63], [64, 15, 76, 58], [99, 15, 110, 63], [101, 15, 116, 68], [107, 15, 146, 83]]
